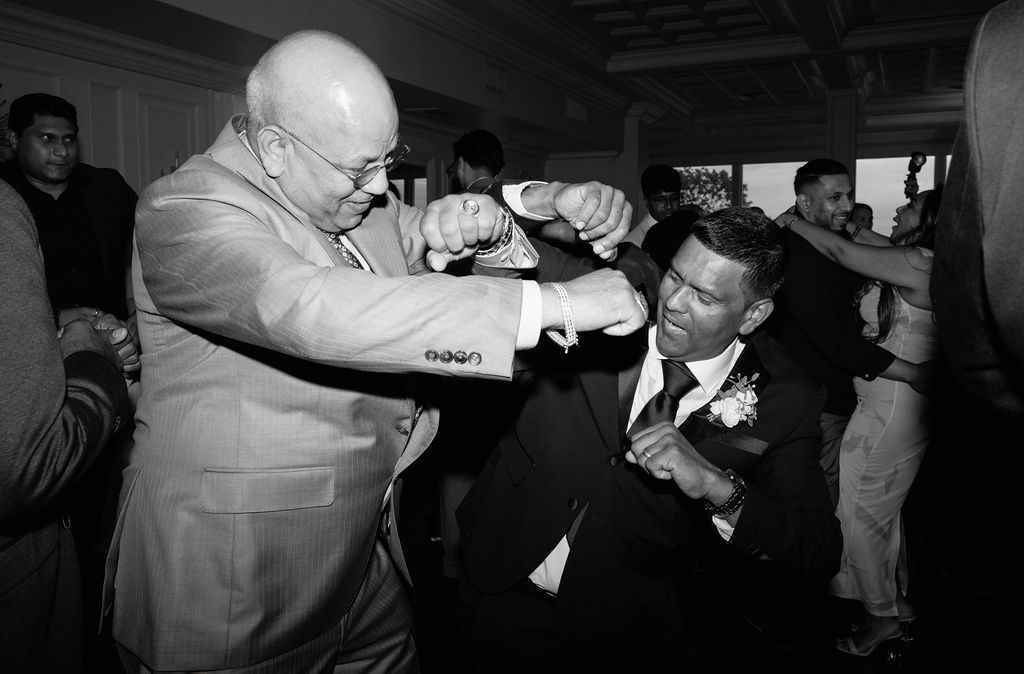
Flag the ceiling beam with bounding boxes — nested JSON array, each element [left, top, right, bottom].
[[605, 15, 983, 74], [607, 34, 809, 72]]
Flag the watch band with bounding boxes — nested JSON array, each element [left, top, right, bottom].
[[703, 469, 747, 518]]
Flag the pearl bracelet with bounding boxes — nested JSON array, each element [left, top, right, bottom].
[[544, 282, 578, 353]]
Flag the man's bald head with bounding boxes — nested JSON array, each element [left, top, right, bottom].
[[246, 30, 397, 146], [243, 30, 402, 232]]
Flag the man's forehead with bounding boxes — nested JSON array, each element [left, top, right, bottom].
[[816, 174, 852, 192], [28, 115, 77, 134], [671, 238, 744, 287]]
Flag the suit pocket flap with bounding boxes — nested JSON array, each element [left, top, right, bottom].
[[201, 467, 335, 513]]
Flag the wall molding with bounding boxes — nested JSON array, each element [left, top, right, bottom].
[[0, 0, 248, 94]]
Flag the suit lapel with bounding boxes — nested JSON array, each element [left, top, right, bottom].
[[345, 198, 409, 277], [573, 332, 647, 453], [617, 347, 646, 439], [681, 336, 772, 446]]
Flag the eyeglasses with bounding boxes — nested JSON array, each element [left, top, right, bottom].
[[277, 124, 410, 189]]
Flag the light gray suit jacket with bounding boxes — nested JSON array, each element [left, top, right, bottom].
[[106, 117, 524, 670]]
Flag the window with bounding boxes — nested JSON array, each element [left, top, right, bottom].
[[855, 157, 937, 236], [676, 164, 734, 212], [743, 161, 806, 218]]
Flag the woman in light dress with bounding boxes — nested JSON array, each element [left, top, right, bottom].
[[788, 185, 942, 657]]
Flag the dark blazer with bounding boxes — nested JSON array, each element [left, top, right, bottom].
[[457, 326, 840, 655], [931, 0, 1024, 416], [0, 181, 129, 672]]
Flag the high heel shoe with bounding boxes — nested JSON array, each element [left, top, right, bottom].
[[836, 622, 904, 657], [896, 596, 916, 623]]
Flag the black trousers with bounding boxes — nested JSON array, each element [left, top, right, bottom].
[[456, 577, 712, 674]]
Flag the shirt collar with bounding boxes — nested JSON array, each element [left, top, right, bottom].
[[646, 325, 741, 394]]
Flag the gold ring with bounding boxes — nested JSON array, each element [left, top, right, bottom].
[[641, 449, 652, 460], [461, 199, 480, 216]]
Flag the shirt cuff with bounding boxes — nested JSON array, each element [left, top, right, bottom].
[[475, 220, 540, 269], [503, 181, 555, 221], [516, 280, 542, 350], [711, 514, 735, 541]]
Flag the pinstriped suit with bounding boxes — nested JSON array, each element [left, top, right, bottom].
[[105, 117, 525, 671]]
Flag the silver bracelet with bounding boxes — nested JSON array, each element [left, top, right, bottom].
[[544, 282, 578, 353], [476, 207, 514, 258]]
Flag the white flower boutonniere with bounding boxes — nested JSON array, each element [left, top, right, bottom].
[[708, 373, 759, 428]]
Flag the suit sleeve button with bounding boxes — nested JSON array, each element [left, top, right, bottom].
[[454, 350, 468, 364], [609, 455, 622, 466], [567, 497, 579, 511], [425, 349, 439, 362], [439, 350, 454, 363], [468, 352, 482, 366]]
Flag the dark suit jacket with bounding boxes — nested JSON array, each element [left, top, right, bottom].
[[931, 0, 1024, 416], [0, 181, 129, 672], [767, 229, 895, 416], [457, 327, 840, 655], [0, 159, 137, 319]]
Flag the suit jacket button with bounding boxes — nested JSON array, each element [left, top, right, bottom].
[[453, 350, 468, 364], [468, 352, 482, 366], [113, 415, 121, 431], [567, 497, 579, 511], [425, 349, 439, 362], [609, 455, 622, 467], [395, 425, 410, 436], [439, 350, 454, 363]]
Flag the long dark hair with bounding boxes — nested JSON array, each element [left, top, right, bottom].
[[870, 184, 943, 343]]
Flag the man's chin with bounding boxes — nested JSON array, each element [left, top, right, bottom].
[[321, 206, 370, 232]]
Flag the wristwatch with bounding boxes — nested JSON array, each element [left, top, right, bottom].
[[703, 469, 747, 518]]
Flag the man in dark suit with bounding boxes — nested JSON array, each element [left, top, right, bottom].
[[457, 207, 841, 672]]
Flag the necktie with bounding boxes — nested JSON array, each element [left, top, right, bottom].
[[627, 359, 699, 436], [319, 229, 365, 270]]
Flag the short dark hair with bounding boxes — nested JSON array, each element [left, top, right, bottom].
[[452, 129, 504, 175], [641, 164, 681, 198], [852, 202, 872, 214], [8, 93, 78, 136], [794, 158, 848, 195], [690, 207, 787, 302]]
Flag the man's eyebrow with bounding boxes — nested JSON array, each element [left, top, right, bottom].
[[669, 266, 723, 302]]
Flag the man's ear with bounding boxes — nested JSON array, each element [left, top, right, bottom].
[[254, 126, 287, 178], [739, 298, 774, 336], [5, 129, 19, 153], [795, 193, 811, 217]]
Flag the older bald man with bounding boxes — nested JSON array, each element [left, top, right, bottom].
[[106, 30, 644, 673]]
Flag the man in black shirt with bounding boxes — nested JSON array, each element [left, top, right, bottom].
[[1, 93, 137, 326], [767, 159, 895, 508]]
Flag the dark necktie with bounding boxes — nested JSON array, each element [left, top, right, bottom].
[[319, 229, 365, 270], [627, 359, 699, 436]]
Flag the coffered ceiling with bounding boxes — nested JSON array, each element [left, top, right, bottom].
[[432, 0, 1001, 162], [2, 0, 1003, 165]]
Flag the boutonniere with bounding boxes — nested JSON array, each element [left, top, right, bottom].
[[708, 373, 759, 428]]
